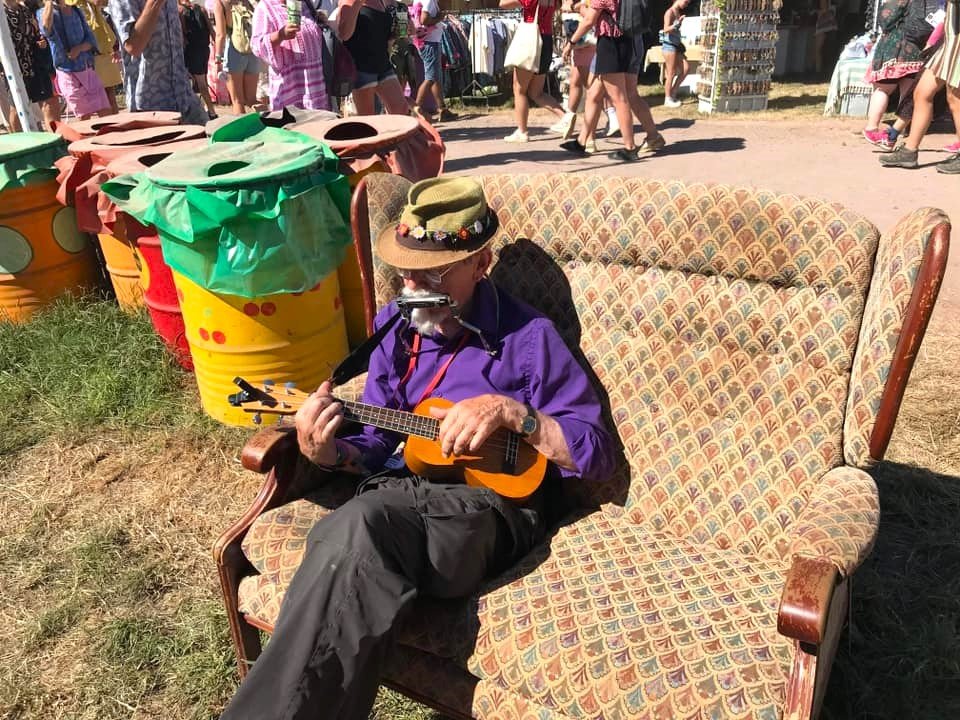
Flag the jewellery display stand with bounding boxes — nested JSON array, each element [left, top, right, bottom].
[[697, 0, 781, 113]]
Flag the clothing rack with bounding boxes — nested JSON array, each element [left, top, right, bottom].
[[458, 6, 520, 108]]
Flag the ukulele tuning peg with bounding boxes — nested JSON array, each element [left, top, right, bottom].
[[252, 412, 262, 425], [263, 379, 275, 391], [284, 381, 296, 394]]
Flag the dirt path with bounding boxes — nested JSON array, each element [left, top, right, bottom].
[[437, 110, 959, 326]]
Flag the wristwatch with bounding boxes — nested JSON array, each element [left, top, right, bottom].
[[519, 403, 539, 437]]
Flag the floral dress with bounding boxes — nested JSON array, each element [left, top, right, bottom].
[[866, 0, 932, 82]]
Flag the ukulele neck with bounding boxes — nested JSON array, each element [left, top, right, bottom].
[[340, 400, 439, 440]]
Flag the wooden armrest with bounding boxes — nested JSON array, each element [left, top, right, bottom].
[[778, 555, 839, 645], [240, 425, 298, 474]]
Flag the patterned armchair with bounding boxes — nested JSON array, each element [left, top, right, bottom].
[[214, 174, 949, 719]]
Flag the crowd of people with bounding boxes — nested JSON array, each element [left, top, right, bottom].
[[861, 0, 960, 173], [3, 0, 957, 168]]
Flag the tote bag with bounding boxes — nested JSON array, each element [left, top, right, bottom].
[[504, 4, 542, 72]]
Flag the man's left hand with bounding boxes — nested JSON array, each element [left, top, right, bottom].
[[430, 394, 526, 456], [68, 47, 81, 60]]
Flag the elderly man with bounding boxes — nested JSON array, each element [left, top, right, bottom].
[[107, 0, 207, 124], [220, 177, 616, 720]]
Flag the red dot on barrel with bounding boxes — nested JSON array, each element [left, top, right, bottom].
[[199, 328, 210, 341], [243, 302, 260, 317], [212, 331, 226, 344], [333, 296, 341, 310], [311, 281, 324, 292], [176, 288, 184, 302], [261, 302, 277, 316]]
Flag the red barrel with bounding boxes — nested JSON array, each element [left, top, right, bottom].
[[102, 141, 206, 370], [53, 111, 183, 142]]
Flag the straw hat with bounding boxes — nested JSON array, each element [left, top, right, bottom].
[[375, 177, 499, 270]]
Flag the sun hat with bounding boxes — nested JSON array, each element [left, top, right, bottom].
[[375, 177, 499, 270]]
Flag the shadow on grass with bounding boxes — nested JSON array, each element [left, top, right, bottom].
[[822, 461, 960, 719], [767, 93, 829, 111]]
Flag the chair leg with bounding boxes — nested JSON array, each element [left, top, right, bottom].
[[216, 543, 263, 679]]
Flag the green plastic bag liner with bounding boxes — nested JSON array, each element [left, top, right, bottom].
[[0, 132, 67, 192], [102, 139, 352, 298]]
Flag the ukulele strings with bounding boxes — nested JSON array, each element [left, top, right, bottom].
[[251, 391, 524, 454]]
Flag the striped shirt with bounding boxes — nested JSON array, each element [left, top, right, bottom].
[[251, 0, 329, 111]]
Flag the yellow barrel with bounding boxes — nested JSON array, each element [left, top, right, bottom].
[[0, 180, 99, 323], [97, 233, 144, 311], [174, 271, 349, 427]]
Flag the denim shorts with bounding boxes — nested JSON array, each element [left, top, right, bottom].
[[421, 41, 442, 82], [354, 67, 398, 90], [224, 38, 263, 75], [659, 30, 686, 54]]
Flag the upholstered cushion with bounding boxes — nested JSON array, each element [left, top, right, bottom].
[[239, 509, 792, 720], [844, 207, 950, 467]]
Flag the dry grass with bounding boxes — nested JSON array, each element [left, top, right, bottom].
[[1, 296, 958, 719]]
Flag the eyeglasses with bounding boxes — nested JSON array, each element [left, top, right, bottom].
[[397, 261, 462, 287]]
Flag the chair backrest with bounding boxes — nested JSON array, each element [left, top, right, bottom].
[[356, 173, 948, 562]]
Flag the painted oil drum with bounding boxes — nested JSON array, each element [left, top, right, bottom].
[[173, 271, 348, 427], [0, 179, 99, 322], [103, 141, 207, 369], [96, 233, 143, 311]]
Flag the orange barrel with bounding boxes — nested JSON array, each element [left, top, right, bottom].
[[53, 110, 182, 143], [0, 133, 99, 323], [59, 125, 207, 308], [292, 115, 424, 349], [102, 140, 353, 426], [103, 141, 207, 369]]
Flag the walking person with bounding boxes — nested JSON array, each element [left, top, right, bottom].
[[550, 0, 595, 138], [560, 0, 639, 160], [880, 0, 960, 173], [336, 0, 410, 115], [180, 0, 217, 118], [660, 0, 689, 107], [250, 0, 329, 110], [3, 0, 59, 129], [38, 0, 110, 119], [72, 0, 122, 114], [411, 0, 454, 120], [108, 0, 208, 123], [501, 0, 566, 143], [214, 0, 263, 115], [862, 0, 934, 146]]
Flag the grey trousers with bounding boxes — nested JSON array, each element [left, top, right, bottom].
[[220, 473, 544, 720]]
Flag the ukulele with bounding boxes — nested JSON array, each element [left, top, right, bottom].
[[228, 378, 548, 501]]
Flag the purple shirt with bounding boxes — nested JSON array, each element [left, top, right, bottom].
[[341, 280, 615, 482]]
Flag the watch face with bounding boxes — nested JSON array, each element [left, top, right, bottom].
[[521, 414, 537, 435]]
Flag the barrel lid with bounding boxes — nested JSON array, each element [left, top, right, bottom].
[[144, 140, 331, 188], [0, 132, 67, 191], [68, 125, 207, 156], [0, 132, 66, 161], [104, 139, 209, 178], [55, 111, 182, 141], [291, 115, 420, 157]]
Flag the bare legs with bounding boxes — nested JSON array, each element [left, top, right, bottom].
[[578, 73, 634, 150], [512, 67, 565, 134], [663, 50, 689, 103], [351, 78, 411, 116]]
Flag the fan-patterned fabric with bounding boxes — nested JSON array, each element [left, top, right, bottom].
[[843, 207, 950, 467], [231, 173, 933, 720]]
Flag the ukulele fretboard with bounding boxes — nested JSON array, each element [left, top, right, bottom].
[[341, 400, 440, 440]]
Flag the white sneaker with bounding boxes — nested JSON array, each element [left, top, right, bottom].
[[664, 97, 682, 108], [604, 107, 619, 137], [584, 139, 596, 154], [549, 112, 576, 137], [503, 129, 529, 143]]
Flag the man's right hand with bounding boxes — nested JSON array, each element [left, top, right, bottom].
[[294, 380, 344, 466]]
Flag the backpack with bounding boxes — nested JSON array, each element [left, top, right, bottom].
[[616, 0, 650, 35], [229, 0, 255, 53]]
